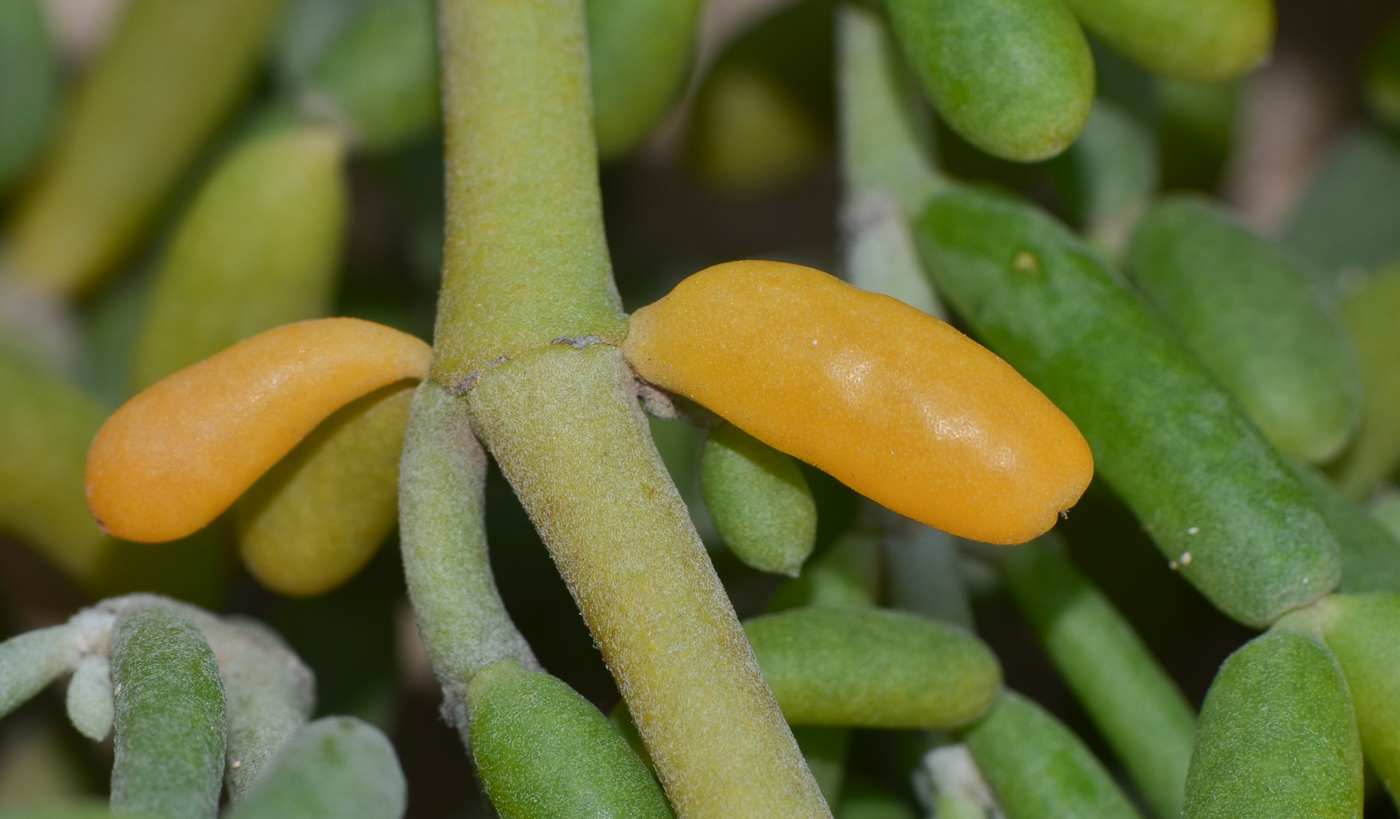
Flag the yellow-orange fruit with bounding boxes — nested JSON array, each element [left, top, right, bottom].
[[622, 260, 1094, 544], [87, 318, 431, 542]]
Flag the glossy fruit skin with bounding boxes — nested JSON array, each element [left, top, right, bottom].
[[915, 187, 1340, 628], [623, 260, 1094, 546], [87, 318, 431, 543]]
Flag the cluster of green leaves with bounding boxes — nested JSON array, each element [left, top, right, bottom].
[[3, 0, 1400, 817]]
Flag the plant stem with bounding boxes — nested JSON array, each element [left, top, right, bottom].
[[432, 0, 627, 390], [397, 378, 537, 731], [432, 1, 827, 815], [837, 3, 945, 215], [468, 345, 827, 817], [837, 2, 945, 318]]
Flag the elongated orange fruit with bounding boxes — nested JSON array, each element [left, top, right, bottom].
[[622, 260, 1093, 544], [87, 318, 432, 542]]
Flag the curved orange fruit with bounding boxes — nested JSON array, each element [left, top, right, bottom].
[[622, 260, 1093, 544], [87, 318, 431, 542]]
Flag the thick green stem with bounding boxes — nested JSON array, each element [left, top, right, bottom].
[[467, 346, 827, 817], [432, 0, 627, 388], [432, 1, 826, 814]]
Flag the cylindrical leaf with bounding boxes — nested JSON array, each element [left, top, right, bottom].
[[0, 352, 108, 583], [915, 187, 1340, 627], [685, 0, 834, 196], [1126, 195, 1361, 464], [0, 626, 79, 721], [0, 351, 230, 603], [701, 422, 816, 577], [744, 607, 1000, 728], [836, 781, 915, 819], [1367, 16, 1400, 130], [888, 0, 1094, 161], [5, 0, 289, 295], [1046, 101, 1157, 250], [1291, 461, 1400, 594], [467, 659, 674, 819], [303, 0, 439, 152], [0, 0, 58, 194], [1281, 130, 1400, 289], [766, 530, 881, 613], [109, 605, 227, 819], [132, 125, 348, 393], [792, 726, 849, 807], [66, 653, 115, 742], [1061, 0, 1272, 81], [238, 383, 413, 596], [1334, 263, 1400, 500], [1182, 628, 1362, 819], [965, 692, 1142, 819], [882, 521, 973, 629], [1318, 593, 1400, 805], [588, 0, 703, 160], [218, 623, 316, 800], [1001, 542, 1195, 819], [837, 3, 944, 215]]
